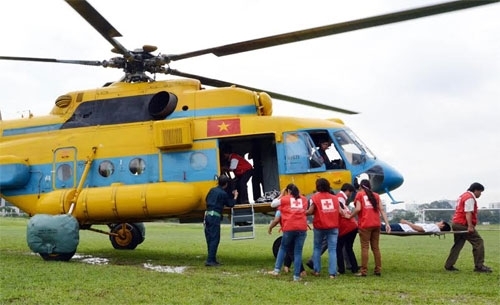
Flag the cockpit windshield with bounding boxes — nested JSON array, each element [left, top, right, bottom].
[[333, 129, 376, 165]]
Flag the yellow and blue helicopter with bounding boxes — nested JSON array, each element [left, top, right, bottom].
[[0, 0, 496, 260]]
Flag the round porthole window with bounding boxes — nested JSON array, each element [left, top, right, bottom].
[[190, 152, 208, 170], [129, 158, 146, 175], [56, 164, 72, 181], [98, 160, 115, 177]]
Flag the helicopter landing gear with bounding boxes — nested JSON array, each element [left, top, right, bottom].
[[272, 236, 282, 258], [108, 223, 145, 250]]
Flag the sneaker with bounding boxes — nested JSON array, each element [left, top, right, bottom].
[[354, 272, 367, 277], [329, 274, 337, 279], [205, 261, 221, 267], [374, 272, 381, 276], [293, 276, 301, 282], [267, 270, 279, 276], [445, 266, 459, 271], [474, 265, 492, 273], [256, 196, 266, 203]]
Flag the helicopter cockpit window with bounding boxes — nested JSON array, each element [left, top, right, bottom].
[[129, 158, 146, 175], [98, 160, 115, 177], [334, 129, 375, 165], [56, 164, 72, 181]]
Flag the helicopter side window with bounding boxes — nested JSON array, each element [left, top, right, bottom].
[[283, 131, 323, 173], [129, 158, 146, 175], [56, 164, 72, 181], [98, 160, 115, 177], [190, 152, 209, 171]]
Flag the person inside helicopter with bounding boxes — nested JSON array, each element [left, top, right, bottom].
[[221, 150, 254, 205], [316, 138, 345, 170], [318, 140, 334, 170]]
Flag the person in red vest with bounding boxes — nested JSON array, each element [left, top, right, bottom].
[[306, 178, 344, 279], [336, 183, 359, 274], [267, 183, 308, 281], [444, 182, 492, 273], [222, 151, 254, 204], [349, 179, 390, 277]]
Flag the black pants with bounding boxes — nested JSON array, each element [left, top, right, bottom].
[[236, 169, 254, 204], [337, 229, 359, 273], [204, 215, 221, 263]]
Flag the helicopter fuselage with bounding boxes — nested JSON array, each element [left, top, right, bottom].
[[0, 78, 403, 226]]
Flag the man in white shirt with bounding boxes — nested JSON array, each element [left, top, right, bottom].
[[381, 219, 451, 233]]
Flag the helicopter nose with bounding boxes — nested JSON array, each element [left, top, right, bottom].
[[364, 162, 404, 194], [382, 164, 404, 192]]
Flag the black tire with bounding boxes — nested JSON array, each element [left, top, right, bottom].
[[272, 236, 282, 258], [39, 251, 76, 261], [132, 222, 146, 245], [109, 223, 142, 250]]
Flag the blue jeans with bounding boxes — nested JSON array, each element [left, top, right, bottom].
[[274, 230, 307, 278], [313, 228, 339, 275]]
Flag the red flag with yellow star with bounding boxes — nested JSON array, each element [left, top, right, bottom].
[[207, 119, 241, 136]]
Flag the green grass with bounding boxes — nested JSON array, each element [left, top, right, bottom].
[[1, 218, 499, 305]]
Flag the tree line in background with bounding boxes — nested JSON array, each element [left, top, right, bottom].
[[388, 200, 499, 224], [254, 200, 500, 225]]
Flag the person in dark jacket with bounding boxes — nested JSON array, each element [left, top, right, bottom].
[[204, 175, 238, 266]]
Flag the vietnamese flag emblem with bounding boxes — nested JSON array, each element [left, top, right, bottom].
[[207, 119, 241, 136]]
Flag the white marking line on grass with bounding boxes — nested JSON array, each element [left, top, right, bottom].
[[73, 253, 109, 265], [143, 263, 187, 273]]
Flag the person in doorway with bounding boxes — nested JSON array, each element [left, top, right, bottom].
[[204, 175, 238, 266], [444, 182, 492, 273], [249, 144, 263, 202], [348, 179, 390, 277], [223, 151, 254, 204], [381, 219, 451, 233], [267, 184, 308, 281], [306, 178, 343, 279]]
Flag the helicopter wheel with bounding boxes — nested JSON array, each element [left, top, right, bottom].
[[39, 251, 76, 262], [109, 223, 142, 250], [272, 236, 282, 258]]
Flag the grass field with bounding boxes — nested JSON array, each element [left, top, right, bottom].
[[1, 217, 499, 305]]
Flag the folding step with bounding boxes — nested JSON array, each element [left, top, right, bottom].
[[231, 206, 255, 240]]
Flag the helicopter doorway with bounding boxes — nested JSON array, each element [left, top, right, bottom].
[[219, 135, 279, 203]]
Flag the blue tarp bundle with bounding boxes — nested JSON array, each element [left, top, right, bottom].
[[27, 214, 79, 255]]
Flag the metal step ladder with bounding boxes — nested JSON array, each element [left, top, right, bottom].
[[230, 206, 255, 240]]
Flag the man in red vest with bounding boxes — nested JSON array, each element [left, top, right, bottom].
[[223, 151, 254, 204], [444, 182, 492, 273]]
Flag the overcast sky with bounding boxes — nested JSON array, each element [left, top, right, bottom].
[[1, 0, 498, 209]]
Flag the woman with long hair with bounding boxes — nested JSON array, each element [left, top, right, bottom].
[[349, 179, 390, 276], [268, 183, 308, 281]]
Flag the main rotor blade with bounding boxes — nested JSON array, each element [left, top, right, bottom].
[[65, 0, 133, 60], [169, 69, 358, 115], [169, 0, 499, 61], [0, 56, 102, 66]]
